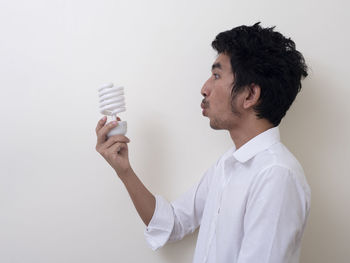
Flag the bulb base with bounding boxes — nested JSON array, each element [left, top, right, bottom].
[[107, 121, 127, 137]]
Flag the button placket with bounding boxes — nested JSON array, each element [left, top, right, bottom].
[[217, 157, 235, 214], [204, 159, 234, 262], [204, 210, 218, 261]]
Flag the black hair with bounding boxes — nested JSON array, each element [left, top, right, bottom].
[[211, 22, 308, 126]]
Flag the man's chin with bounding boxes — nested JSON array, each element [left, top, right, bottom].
[[209, 119, 223, 130], [204, 113, 223, 130]]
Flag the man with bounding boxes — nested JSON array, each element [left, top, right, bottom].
[[95, 22, 311, 263]]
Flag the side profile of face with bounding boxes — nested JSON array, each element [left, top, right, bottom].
[[201, 53, 242, 130]]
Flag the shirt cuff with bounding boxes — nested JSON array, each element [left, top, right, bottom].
[[144, 194, 174, 251]]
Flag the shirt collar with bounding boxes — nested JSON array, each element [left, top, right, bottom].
[[232, 126, 280, 163]]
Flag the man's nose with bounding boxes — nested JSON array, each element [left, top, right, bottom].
[[201, 80, 209, 97]]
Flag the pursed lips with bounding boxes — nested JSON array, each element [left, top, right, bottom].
[[201, 100, 209, 116], [201, 99, 208, 109]]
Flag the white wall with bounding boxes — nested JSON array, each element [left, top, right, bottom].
[[1, 0, 349, 262]]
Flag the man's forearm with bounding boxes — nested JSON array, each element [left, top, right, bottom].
[[119, 168, 156, 226]]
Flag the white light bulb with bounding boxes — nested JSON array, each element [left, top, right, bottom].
[[98, 83, 127, 137]]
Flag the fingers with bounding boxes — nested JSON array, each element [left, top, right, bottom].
[[95, 116, 107, 135], [109, 142, 127, 154], [96, 120, 118, 145], [102, 135, 130, 149], [95, 116, 121, 135], [95, 116, 124, 147]]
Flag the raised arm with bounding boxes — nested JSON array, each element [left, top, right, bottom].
[[95, 116, 155, 226]]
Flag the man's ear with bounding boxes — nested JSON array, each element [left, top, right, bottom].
[[243, 83, 261, 109]]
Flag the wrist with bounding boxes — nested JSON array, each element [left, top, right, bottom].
[[116, 166, 134, 181]]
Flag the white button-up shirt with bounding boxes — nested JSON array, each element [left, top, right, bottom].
[[144, 127, 311, 263]]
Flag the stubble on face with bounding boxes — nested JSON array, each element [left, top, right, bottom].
[[209, 91, 242, 130]]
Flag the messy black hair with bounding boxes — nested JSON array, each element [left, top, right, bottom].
[[212, 22, 308, 126]]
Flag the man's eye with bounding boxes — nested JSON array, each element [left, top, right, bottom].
[[213, 73, 220, 79]]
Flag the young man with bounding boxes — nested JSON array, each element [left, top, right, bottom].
[[95, 22, 311, 263]]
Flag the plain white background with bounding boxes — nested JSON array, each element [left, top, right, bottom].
[[1, 0, 349, 262]]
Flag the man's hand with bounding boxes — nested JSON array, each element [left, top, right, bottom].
[[95, 116, 131, 177]]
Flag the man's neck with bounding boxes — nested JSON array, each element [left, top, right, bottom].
[[229, 119, 274, 150]]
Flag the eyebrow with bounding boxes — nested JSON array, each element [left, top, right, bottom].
[[211, 63, 222, 71]]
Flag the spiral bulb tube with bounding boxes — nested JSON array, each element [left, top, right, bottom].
[[98, 83, 127, 136]]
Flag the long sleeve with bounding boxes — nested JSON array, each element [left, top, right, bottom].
[[237, 165, 310, 263], [144, 165, 215, 251]]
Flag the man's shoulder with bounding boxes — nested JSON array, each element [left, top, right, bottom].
[[254, 142, 310, 196], [253, 142, 303, 174]]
